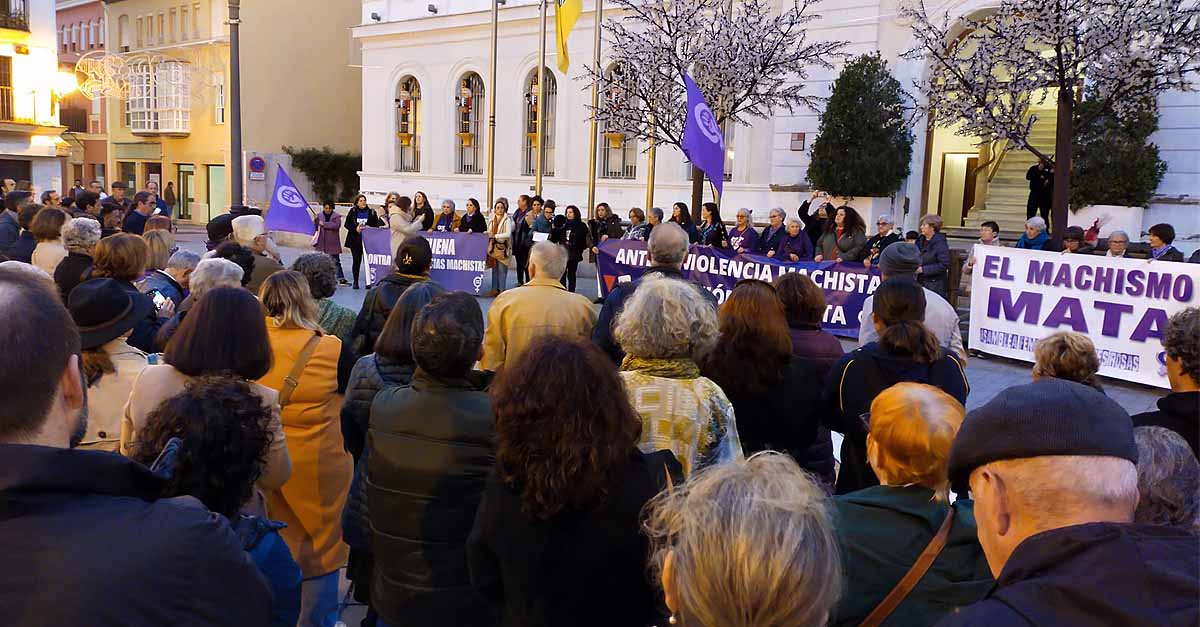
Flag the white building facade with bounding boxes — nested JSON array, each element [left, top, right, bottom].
[[355, 0, 1200, 239]]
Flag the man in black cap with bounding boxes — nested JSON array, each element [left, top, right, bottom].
[[859, 242, 966, 362], [205, 204, 262, 251], [941, 378, 1199, 626], [0, 267, 272, 625]]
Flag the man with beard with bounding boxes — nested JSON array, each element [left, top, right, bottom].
[[0, 267, 271, 626]]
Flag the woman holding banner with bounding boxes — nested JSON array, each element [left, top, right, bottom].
[[413, 191, 436, 231], [487, 198, 513, 297], [775, 218, 814, 262], [756, 208, 788, 256], [588, 203, 624, 262], [698, 202, 728, 248], [670, 202, 701, 244], [814, 206, 867, 264], [729, 208, 759, 254], [345, 194, 383, 290], [457, 198, 488, 233]]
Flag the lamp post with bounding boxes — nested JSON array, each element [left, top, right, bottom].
[[228, 0, 243, 208]]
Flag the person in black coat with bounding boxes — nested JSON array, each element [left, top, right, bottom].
[[863, 213, 901, 266], [1148, 223, 1187, 262], [344, 194, 384, 289], [347, 237, 435, 360], [456, 198, 488, 233], [0, 268, 272, 626], [511, 195, 535, 286], [1132, 307, 1199, 458], [824, 279, 968, 494], [341, 281, 443, 627], [413, 191, 436, 231], [915, 215, 952, 300], [54, 215, 100, 303], [701, 280, 822, 461], [3, 203, 38, 264], [797, 190, 832, 248], [367, 292, 494, 627], [550, 206, 590, 293], [1025, 157, 1053, 223], [469, 336, 679, 627], [0, 191, 27, 253], [698, 202, 728, 247], [669, 201, 700, 244], [588, 202, 625, 262], [755, 207, 788, 255]]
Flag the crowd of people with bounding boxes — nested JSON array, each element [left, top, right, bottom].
[[0, 178, 1197, 627]]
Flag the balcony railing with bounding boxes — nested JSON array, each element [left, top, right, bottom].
[[0, 86, 13, 122], [61, 107, 88, 133], [0, 1, 28, 32]]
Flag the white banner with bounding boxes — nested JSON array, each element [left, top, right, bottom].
[[968, 246, 1200, 389]]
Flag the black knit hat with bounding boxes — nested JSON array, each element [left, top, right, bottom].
[[395, 236, 433, 274], [947, 378, 1138, 486]]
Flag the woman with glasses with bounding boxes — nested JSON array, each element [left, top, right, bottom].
[[863, 214, 900, 266]]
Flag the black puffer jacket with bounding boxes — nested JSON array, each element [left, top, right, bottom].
[[367, 368, 496, 626], [341, 354, 414, 552], [347, 272, 432, 359]]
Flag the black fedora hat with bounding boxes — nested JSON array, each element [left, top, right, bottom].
[[69, 278, 153, 350]]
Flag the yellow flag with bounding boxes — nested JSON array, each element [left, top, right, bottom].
[[555, 0, 582, 74]]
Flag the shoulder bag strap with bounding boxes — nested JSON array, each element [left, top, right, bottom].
[[859, 507, 956, 627], [279, 333, 322, 408]]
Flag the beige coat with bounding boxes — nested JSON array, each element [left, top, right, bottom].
[[32, 241, 68, 275], [388, 207, 422, 260], [481, 275, 597, 371], [120, 363, 292, 491], [78, 338, 149, 453]]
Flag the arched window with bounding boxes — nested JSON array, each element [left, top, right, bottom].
[[455, 72, 484, 175], [600, 63, 637, 179], [522, 67, 556, 177], [395, 76, 421, 173]]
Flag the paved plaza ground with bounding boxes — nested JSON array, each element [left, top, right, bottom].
[[176, 226, 1166, 622]]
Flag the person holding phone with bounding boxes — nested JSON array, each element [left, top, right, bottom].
[[344, 194, 383, 290]]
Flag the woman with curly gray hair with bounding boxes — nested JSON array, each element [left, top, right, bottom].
[[292, 252, 357, 344], [1133, 426, 1199, 531], [614, 274, 739, 476], [54, 217, 101, 302], [645, 452, 841, 626], [1133, 307, 1199, 458]]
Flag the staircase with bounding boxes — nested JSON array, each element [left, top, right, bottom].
[[964, 107, 1058, 234]]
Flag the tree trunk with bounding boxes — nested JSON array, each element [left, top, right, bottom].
[[1051, 88, 1073, 247], [690, 165, 705, 222]]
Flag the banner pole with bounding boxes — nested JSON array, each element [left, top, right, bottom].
[[486, 0, 499, 210], [645, 114, 657, 211], [534, 0, 548, 197], [585, 0, 603, 219]]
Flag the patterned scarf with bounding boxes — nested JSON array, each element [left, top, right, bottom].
[[620, 356, 700, 379]]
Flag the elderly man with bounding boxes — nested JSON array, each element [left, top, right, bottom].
[[1133, 307, 1199, 458], [942, 378, 1199, 625], [54, 217, 101, 302], [859, 243, 967, 362], [863, 213, 900, 266], [1105, 230, 1130, 257], [482, 241, 596, 372], [140, 249, 200, 309], [232, 214, 284, 293], [145, 180, 170, 217], [0, 267, 272, 624], [593, 222, 715, 364], [156, 257, 245, 350]]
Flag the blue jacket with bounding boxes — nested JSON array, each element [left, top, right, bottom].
[[0, 444, 272, 625], [1015, 231, 1050, 250], [0, 210, 20, 254], [4, 230, 34, 264], [756, 224, 787, 255], [592, 266, 718, 364], [139, 269, 186, 309], [235, 515, 302, 627]]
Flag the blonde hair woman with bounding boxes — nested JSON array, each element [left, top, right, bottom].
[[1032, 331, 1102, 392], [830, 383, 991, 626], [614, 274, 738, 476], [645, 452, 841, 626], [142, 228, 174, 272], [256, 271, 353, 627]]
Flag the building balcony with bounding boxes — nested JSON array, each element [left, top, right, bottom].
[[0, 0, 28, 32]]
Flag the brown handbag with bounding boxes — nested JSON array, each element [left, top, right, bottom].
[[859, 506, 957, 627]]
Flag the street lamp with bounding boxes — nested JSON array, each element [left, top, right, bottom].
[[228, 0, 243, 208]]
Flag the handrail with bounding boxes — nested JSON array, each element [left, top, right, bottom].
[[987, 108, 1040, 183]]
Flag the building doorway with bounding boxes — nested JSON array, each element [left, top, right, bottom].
[[206, 164, 226, 222], [938, 153, 979, 226], [178, 164, 195, 220], [118, 161, 136, 189], [146, 162, 162, 189]]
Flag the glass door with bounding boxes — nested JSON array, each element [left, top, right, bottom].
[[178, 163, 194, 220], [206, 164, 225, 222]]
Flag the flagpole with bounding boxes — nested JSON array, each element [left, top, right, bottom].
[[534, 0, 548, 197], [645, 114, 656, 211], [486, 0, 499, 210], [585, 0, 603, 219]]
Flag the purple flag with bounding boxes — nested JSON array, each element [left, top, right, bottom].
[[265, 165, 315, 235], [680, 72, 726, 196]]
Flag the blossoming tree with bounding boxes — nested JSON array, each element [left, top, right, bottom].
[[585, 0, 846, 214], [903, 0, 1200, 239]]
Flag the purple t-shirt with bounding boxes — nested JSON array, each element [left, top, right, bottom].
[[729, 226, 760, 253]]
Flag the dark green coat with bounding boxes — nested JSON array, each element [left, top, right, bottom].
[[831, 485, 993, 627]]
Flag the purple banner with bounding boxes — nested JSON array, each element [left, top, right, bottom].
[[361, 227, 490, 294], [596, 239, 880, 338]]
